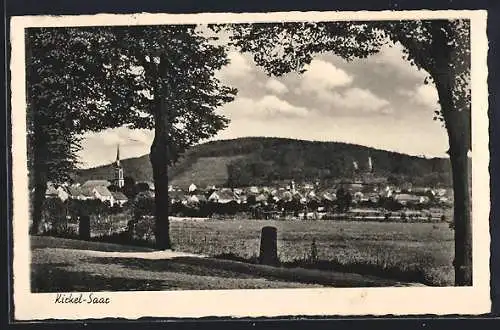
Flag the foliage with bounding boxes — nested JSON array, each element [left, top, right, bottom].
[[336, 186, 353, 212], [26, 28, 134, 184], [89, 25, 238, 164]]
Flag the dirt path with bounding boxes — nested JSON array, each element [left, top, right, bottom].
[[30, 236, 423, 292]]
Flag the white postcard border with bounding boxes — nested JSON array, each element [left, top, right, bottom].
[[10, 10, 490, 320]]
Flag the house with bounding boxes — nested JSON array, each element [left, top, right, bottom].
[[247, 186, 260, 195], [188, 183, 197, 193], [56, 186, 69, 202], [393, 193, 424, 205], [92, 186, 115, 206], [111, 191, 128, 207], [45, 183, 69, 201], [278, 190, 293, 202], [401, 182, 413, 192], [320, 191, 336, 202], [186, 194, 207, 205], [303, 183, 314, 190], [208, 190, 237, 204], [412, 187, 431, 194], [254, 193, 268, 203], [75, 186, 96, 200], [168, 190, 187, 204], [45, 184, 59, 199], [292, 191, 304, 202], [205, 185, 217, 192], [82, 180, 111, 189], [67, 186, 83, 200], [67, 185, 95, 200]]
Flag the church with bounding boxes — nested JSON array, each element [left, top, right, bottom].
[[113, 144, 125, 188]]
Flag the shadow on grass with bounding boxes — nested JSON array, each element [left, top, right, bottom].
[[31, 263, 169, 292], [89, 232, 156, 249], [84, 255, 404, 287], [212, 253, 437, 286], [32, 235, 154, 253]]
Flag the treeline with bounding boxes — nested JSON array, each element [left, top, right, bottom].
[[76, 137, 454, 187], [223, 138, 452, 187]]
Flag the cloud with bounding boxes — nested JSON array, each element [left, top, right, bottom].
[[217, 51, 254, 80], [79, 127, 153, 168], [264, 78, 288, 94], [223, 95, 309, 118], [398, 83, 439, 109], [299, 59, 353, 94], [318, 87, 393, 115], [372, 42, 428, 81]]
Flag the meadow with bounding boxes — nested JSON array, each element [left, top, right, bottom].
[[168, 219, 455, 286]]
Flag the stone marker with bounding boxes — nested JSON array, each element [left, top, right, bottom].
[[259, 226, 278, 266], [79, 215, 91, 240]]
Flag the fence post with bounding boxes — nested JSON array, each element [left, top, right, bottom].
[[259, 226, 278, 266], [79, 215, 90, 240]]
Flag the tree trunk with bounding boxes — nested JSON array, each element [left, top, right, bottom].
[[434, 71, 472, 286], [449, 140, 472, 286], [149, 90, 171, 250], [30, 142, 48, 235]]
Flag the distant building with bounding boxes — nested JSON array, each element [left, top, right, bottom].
[[45, 183, 70, 201], [247, 186, 260, 195], [168, 190, 187, 204], [393, 193, 425, 205], [93, 186, 115, 206], [187, 194, 207, 205], [82, 180, 111, 189], [208, 190, 237, 204], [113, 144, 124, 188], [111, 191, 128, 207], [67, 185, 95, 200], [45, 183, 59, 199], [56, 186, 69, 202], [303, 183, 314, 190], [188, 183, 197, 193]]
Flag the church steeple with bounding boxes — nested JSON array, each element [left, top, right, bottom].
[[114, 144, 124, 188], [116, 144, 121, 167]]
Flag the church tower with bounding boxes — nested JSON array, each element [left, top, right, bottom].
[[114, 144, 124, 188]]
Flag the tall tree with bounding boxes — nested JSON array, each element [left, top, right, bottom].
[[97, 26, 237, 249], [26, 27, 131, 234], [26, 26, 237, 249], [227, 19, 472, 285]]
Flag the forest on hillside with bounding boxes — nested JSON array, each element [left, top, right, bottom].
[[76, 137, 454, 187]]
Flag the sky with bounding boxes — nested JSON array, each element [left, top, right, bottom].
[[78, 33, 447, 169]]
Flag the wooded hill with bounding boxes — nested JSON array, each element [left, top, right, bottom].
[[75, 137, 453, 188]]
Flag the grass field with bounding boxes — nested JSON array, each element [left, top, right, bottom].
[[168, 219, 455, 286], [32, 236, 418, 291]]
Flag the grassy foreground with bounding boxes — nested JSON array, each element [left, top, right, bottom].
[[31, 236, 417, 292], [169, 219, 454, 286]]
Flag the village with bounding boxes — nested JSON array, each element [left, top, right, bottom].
[[43, 146, 453, 224]]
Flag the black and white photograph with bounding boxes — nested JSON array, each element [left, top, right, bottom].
[[10, 10, 490, 319]]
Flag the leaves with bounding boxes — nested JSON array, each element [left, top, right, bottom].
[[225, 19, 470, 150]]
